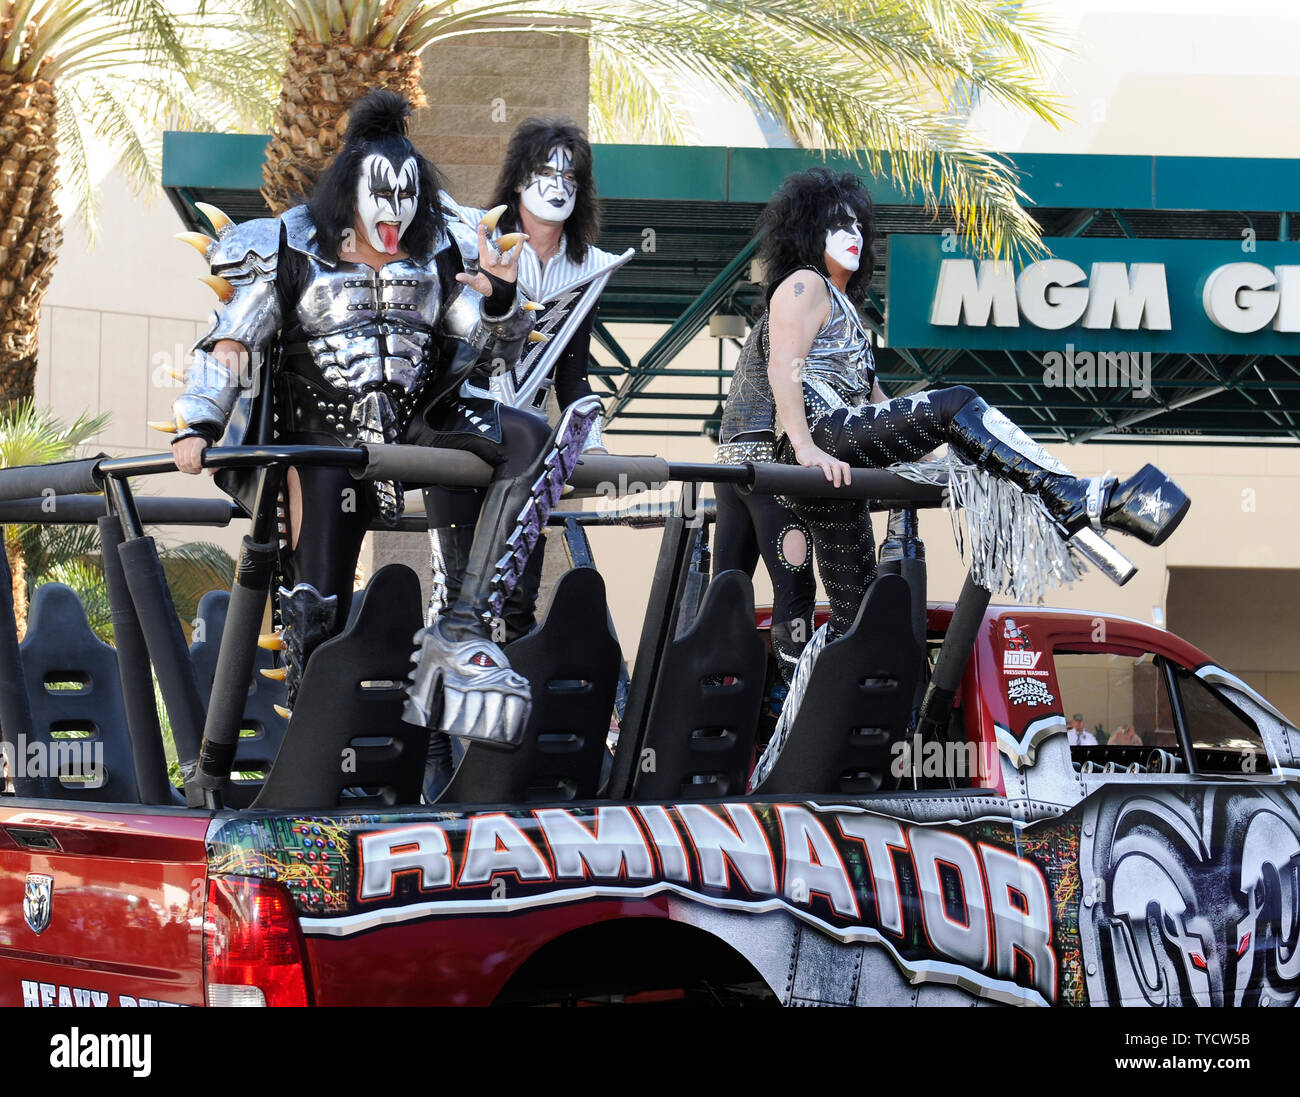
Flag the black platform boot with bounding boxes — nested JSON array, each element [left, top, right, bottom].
[[427, 520, 473, 624], [422, 728, 456, 803], [770, 615, 812, 688], [405, 395, 603, 745], [276, 583, 339, 710], [947, 398, 1189, 546]]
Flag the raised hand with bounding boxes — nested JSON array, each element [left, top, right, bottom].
[[455, 206, 527, 297]]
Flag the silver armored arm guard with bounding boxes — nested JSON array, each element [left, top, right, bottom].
[[175, 216, 283, 443], [440, 282, 534, 368], [174, 347, 244, 442]]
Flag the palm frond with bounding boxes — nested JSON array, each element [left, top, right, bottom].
[[328, 0, 1067, 258], [587, 39, 692, 145], [157, 540, 237, 626], [0, 400, 109, 469], [54, 85, 101, 239], [562, 5, 1053, 256], [77, 78, 161, 197], [19, 523, 102, 587]]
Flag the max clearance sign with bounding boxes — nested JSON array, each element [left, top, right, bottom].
[[886, 236, 1300, 355]]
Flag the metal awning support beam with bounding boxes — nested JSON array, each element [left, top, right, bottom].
[[1070, 382, 1230, 443], [607, 235, 761, 420]]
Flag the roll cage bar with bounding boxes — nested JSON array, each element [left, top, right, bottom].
[[0, 443, 1000, 810]]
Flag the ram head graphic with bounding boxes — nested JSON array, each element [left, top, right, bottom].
[[1082, 788, 1300, 1006]]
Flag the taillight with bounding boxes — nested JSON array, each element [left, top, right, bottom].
[[204, 875, 311, 1007]]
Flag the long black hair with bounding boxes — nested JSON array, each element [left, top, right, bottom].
[[487, 116, 599, 264], [755, 168, 875, 306], [308, 88, 447, 261]]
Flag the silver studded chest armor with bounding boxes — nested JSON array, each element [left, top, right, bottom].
[[177, 202, 529, 451], [174, 202, 534, 521], [279, 255, 443, 447]]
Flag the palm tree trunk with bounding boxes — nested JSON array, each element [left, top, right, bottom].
[[261, 32, 427, 216], [0, 72, 60, 411], [6, 536, 26, 640]]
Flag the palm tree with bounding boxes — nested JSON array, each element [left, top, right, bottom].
[[249, 0, 1067, 257], [0, 401, 106, 633], [0, 401, 236, 638], [0, 0, 281, 407]]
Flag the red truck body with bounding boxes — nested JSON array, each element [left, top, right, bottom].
[[7, 604, 1297, 1008]]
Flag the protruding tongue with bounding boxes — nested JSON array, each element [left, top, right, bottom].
[[378, 222, 400, 254]]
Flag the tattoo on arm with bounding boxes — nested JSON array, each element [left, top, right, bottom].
[[793, 281, 805, 297]]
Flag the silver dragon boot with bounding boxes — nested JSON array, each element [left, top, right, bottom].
[[404, 395, 602, 746]]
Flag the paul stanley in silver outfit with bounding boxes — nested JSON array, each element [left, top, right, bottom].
[[745, 168, 1193, 787], [746, 170, 1194, 644], [167, 90, 599, 748]]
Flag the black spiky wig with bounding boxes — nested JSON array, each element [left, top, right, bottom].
[[487, 116, 599, 264], [308, 88, 447, 261], [755, 168, 875, 307]]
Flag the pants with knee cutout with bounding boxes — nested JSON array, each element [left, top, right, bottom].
[[778, 385, 978, 639]]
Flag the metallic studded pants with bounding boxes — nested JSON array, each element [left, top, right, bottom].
[[782, 384, 978, 637]]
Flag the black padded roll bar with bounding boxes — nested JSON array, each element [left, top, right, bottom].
[[352, 444, 492, 488], [912, 573, 992, 749], [0, 456, 104, 503], [97, 515, 172, 805], [0, 526, 47, 796], [194, 468, 282, 804], [745, 461, 946, 505], [0, 495, 235, 526], [90, 445, 950, 507], [117, 536, 206, 793], [349, 445, 949, 504]]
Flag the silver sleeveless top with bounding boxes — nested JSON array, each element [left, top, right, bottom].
[[799, 275, 876, 412], [716, 273, 875, 461], [717, 316, 774, 460]]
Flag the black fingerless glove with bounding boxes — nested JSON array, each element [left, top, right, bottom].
[[483, 269, 517, 318]]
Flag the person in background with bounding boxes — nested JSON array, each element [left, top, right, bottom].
[[1110, 723, 1143, 746], [430, 117, 630, 641], [1067, 714, 1098, 747]]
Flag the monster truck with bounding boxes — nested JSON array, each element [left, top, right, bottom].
[[0, 444, 1294, 1007]]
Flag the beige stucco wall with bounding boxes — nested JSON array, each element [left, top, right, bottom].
[[37, 169, 246, 559], [964, 0, 1300, 157]]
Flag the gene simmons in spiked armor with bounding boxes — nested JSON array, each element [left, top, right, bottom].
[[166, 90, 599, 747], [745, 170, 1192, 770], [429, 117, 633, 640]]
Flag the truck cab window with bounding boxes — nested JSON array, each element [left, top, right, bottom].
[[1168, 663, 1269, 776], [1053, 650, 1180, 774]]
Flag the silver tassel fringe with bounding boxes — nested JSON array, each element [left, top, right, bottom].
[[891, 453, 1087, 604], [748, 622, 831, 792]]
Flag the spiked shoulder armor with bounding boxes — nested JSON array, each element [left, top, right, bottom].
[[173, 214, 287, 443]]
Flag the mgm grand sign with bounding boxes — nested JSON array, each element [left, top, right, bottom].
[[886, 236, 1300, 355]]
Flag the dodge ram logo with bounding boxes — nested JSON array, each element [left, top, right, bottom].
[[24, 874, 52, 935]]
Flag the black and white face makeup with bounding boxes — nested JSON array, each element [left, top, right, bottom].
[[824, 206, 864, 272], [519, 144, 577, 223], [356, 153, 419, 254]]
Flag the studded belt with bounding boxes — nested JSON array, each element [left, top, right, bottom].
[[714, 439, 776, 464], [277, 371, 425, 444]]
